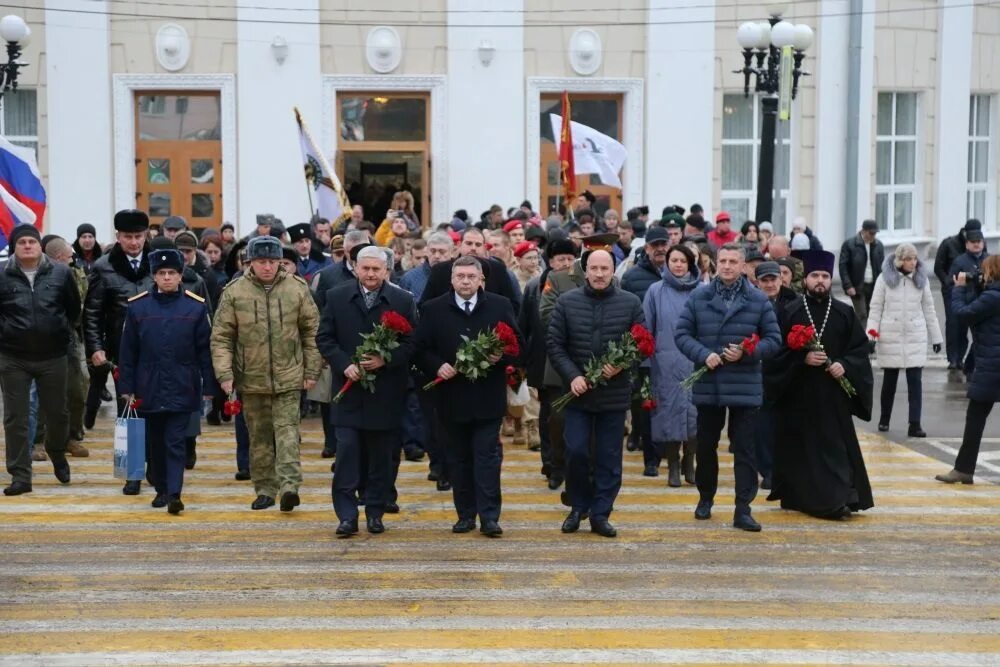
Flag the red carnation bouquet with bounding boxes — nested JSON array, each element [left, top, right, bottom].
[[679, 334, 760, 391], [787, 324, 856, 396], [333, 310, 414, 402], [223, 392, 242, 416], [423, 321, 520, 390], [551, 324, 655, 412], [638, 374, 656, 411]]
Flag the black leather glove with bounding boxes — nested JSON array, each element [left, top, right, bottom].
[[933, 343, 942, 354]]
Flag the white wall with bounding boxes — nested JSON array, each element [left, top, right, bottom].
[[45, 0, 113, 240], [446, 0, 524, 219], [645, 0, 714, 214], [236, 0, 322, 234]]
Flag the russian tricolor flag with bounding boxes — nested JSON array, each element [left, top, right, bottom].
[[0, 135, 45, 246]]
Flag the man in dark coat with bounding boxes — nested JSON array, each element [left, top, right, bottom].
[[0, 225, 82, 496], [310, 230, 371, 315], [316, 246, 417, 536], [949, 228, 989, 377], [675, 243, 782, 532], [766, 250, 875, 519], [419, 227, 520, 314], [935, 219, 986, 372], [83, 210, 154, 446], [838, 219, 884, 322], [413, 256, 523, 537], [547, 249, 644, 538], [72, 223, 102, 273], [288, 222, 332, 283]]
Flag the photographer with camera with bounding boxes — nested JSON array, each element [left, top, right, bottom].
[[936, 255, 1000, 484], [948, 228, 988, 378]]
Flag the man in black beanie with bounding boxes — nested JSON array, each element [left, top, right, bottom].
[[73, 223, 102, 273]]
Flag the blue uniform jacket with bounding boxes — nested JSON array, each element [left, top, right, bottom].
[[118, 288, 217, 413]]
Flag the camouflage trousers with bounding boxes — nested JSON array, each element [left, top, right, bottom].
[[242, 390, 302, 499]]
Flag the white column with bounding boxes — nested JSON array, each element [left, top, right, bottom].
[[447, 0, 524, 218], [645, 0, 714, 214], [813, 0, 851, 252], [854, 0, 877, 232], [237, 0, 322, 233], [45, 0, 113, 240], [935, 0, 974, 241]]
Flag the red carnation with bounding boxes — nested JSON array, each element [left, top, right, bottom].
[[130, 398, 142, 409], [641, 398, 657, 411], [867, 328, 880, 339], [505, 365, 515, 375], [787, 324, 816, 351], [630, 324, 656, 358], [381, 310, 413, 335], [495, 321, 520, 357], [222, 393, 242, 416], [741, 333, 760, 356]]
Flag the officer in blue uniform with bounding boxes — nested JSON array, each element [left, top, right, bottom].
[[117, 249, 216, 514]]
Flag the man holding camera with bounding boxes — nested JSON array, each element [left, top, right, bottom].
[[950, 228, 989, 378]]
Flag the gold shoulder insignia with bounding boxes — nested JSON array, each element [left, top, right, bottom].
[[127, 291, 148, 302], [184, 290, 206, 303]]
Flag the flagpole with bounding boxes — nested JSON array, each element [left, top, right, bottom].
[[294, 106, 350, 224]]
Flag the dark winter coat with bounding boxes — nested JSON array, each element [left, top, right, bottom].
[[790, 227, 823, 250], [0, 255, 82, 361], [413, 290, 523, 422], [311, 260, 358, 313], [296, 247, 333, 284], [620, 251, 663, 305], [71, 240, 102, 273], [934, 233, 967, 288], [546, 284, 644, 413], [518, 274, 547, 389], [117, 288, 216, 413], [188, 250, 221, 312], [83, 244, 155, 361], [838, 233, 884, 293], [674, 276, 782, 407], [316, 280, 417, 431], [420, 256, 520, 315], [950, 250, 989, 282], [953, 283, 1000, 403]]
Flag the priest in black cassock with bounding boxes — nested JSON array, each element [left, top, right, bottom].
[[765, 249, 875, 519]]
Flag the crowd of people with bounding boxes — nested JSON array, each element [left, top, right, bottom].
[[0, 190, 993, 534]]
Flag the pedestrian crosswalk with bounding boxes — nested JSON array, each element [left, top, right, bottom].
[[1, 422, 999, 665]]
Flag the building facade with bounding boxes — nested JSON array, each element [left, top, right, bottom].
[[8, 0, 999, 255]]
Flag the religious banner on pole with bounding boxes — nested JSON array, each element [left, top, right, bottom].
[[558, 92, 577, 204], [549, 112, 627, 189], [294, 107, 351, 224]]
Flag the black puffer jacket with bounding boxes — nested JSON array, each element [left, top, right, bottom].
[[0, 256, 82, 360], [83, 243, 155, 361], [620, 251, 662, 304], [546, 283, 644, 412], [71, 240, 102, 273], [518, 274, 546, 389]]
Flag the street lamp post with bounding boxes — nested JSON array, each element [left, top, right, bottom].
[[0, 15, 30, 103], [734, 12, 812, 226]]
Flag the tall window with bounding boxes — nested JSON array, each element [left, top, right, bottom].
[[967, 94, 993, 226], [720, 93, 789, 229], [0, 89, 38, 157], [875, 92, 919, 233]]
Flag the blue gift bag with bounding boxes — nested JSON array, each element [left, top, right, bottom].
[[113, 405, 146, 481]]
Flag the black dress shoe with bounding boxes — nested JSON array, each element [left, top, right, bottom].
[[84, 406, 98, 430], [280, 491, 301, 512], [733, 513, 762, 532], [878, 423, 889, 432], [480, 520, 503, 537], [626, 437, 640, 452], [321, 447, 336, 459], [560, 490, 571, 507], [436, 479, 451, 492], [206, 410, 221, 426], [167, 496, 184, 515], [101, 388, 113, 402], [427, 470, 440, 482], [151, 493, 168, 508], [251, 495, 275, 510], [52, 459, 71, 485], [385, 502, 400, 514], [3, 481, 32, 496], [643, 464, 659, 477], [694, 499, 712, 520], [336, 519, 359, 536], [403, 446, 426, 462], [760, 474, 772, 491], [589, 518, 617, 538], [547, 474, 564, 490], [908, 422, 927, 438], [234, 470, 251, 481], [122, 480, 141, 495], [561, 510, 583, 533], [367, 517, 385, 534], [452, 518, 476, 533], [185, 451, 197, 471]]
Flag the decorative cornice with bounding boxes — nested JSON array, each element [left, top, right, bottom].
[[525, 77, 644, 212], [112, 74, 237, 228]]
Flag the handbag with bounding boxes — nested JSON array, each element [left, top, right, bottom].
[[113, 404, 146, 481]]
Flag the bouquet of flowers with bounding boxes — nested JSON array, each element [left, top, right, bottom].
[[423, 322, 520, 390], [787, 324, 857, 396], [551, 324, 655, 412], [223, 392, 242, 416], [333, 310, 413, 403], [679, 334, 760, 391]]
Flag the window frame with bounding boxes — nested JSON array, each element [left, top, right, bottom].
[[0, 88, 38, 159], [966, 93, 995, 229], [874, 91, 921, 235]]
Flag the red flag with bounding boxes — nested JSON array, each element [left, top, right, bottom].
[[559, 92, 576, 204]]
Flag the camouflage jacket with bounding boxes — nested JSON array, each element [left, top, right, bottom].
[[210, 267, 321, 395]]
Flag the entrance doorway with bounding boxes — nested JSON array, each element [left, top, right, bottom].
[[336, 92, 430, 227]]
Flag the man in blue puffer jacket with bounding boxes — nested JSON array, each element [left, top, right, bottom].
[[675, 242, 781, 532]]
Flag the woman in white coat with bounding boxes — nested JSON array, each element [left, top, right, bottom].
[[866, 243, 943, 437]]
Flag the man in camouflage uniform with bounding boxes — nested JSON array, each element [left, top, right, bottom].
[[211, 236, 321, 512]]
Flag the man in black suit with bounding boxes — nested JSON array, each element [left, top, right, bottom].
[[413, 256, 523, 537], [316, 246, 418, 536], [419, 227, 520, 314]]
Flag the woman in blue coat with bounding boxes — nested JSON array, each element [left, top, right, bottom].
[[936, 255, 1000, 484], [644, 245, 700, 487], [118, 249, 216, 514]]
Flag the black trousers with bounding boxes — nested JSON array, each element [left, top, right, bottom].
[[320, 403, 338, 454], [418, 391, 449, 482], [86, 364, 110, 412], [333, 427, 396, 521], [444, 418, 503, 522], [1, 354, 70, 485], [696, 405, 758, 516], [144, 411, 189, 498], [541, 386, 566, 478], [955, 399, 995, 475], [880, 367, 922, 424]]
